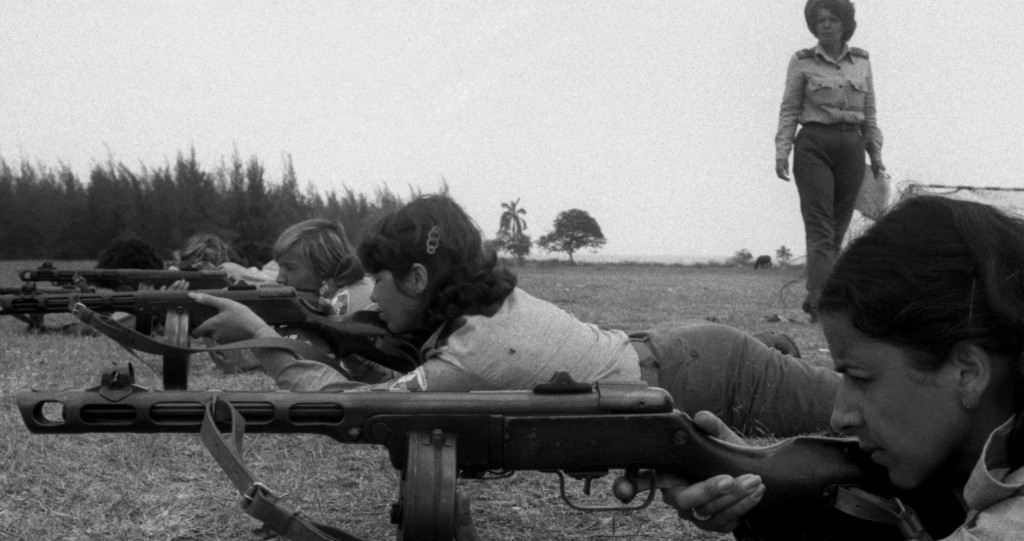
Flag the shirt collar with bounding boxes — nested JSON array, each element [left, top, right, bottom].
[[963, 415, 1024, 511], [814, 42, 851, 63]]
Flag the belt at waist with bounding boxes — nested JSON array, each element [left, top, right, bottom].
[[801, 121, 862, 132]]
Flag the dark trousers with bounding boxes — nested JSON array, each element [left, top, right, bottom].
[[632, 321, 840, 437], [792, 124, 866, 310]]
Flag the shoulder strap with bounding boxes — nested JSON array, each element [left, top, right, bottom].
[[850, 47, 869, 58], [828, 485, 933, 541], [796, 47, 816, 60], [72, 302, 424, 374], [199, 397, 364, 541], [72, 302, 339, 368]]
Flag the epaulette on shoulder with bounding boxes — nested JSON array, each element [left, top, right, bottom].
[[850, 47, 869, 58], [796, 48, 815, 60]]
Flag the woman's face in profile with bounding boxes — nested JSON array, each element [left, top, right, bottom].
[[823, 313, 974, 490], [274, 247, 321, 294], [370, 270, 426, 334]]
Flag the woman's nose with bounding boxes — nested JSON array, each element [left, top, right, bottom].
[[829, 386, 861, 434]]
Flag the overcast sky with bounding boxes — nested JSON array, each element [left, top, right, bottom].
[[3, 1, 1023, 261]]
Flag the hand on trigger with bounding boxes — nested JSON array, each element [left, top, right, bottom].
[[189, 292, 272, 343]]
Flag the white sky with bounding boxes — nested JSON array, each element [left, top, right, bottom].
[[3, 1, 1023, 261]]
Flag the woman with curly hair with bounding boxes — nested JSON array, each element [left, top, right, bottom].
[[776, 0, 885, 321], [189, 195, 838, 437]]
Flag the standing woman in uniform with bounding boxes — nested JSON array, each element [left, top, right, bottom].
[[775, 0, 885, 320]]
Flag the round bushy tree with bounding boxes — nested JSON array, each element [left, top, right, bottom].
[[536, 209, 605, 263]]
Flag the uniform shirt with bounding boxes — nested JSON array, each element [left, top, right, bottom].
[[775, 43, 883, 164], [256, 287, 641, 392], [944, 416, 1024, 540]]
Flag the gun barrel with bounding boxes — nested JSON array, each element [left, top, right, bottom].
[[17, 384, 673, 433], [0, 285, 300, 321], [0, 292, 135, 316], [18, 268, 230, 289]]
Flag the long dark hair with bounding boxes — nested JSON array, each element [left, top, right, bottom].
[[819, 194, 1024, 466], [358, 194, 517, 328]]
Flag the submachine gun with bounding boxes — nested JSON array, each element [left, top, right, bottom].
[[0, 281, 93, 330], [1, 284, 423, 389], [17, 368, 963, 541], [18, 261, 232, 291]]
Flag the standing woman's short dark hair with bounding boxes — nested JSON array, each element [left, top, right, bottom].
[[358, 194, 517, 328], [819, 194, 1024, 466], [805, 0, 857, 42]]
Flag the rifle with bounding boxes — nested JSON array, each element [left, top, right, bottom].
[[1, 284, 424, 390], [19, 261, 231, 290], [0, 284, 91, 296], [18, 367, 962, 541], [0, 281, 97, 330]]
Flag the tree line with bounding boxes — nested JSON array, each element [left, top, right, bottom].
[[0, 150, 414, 263]]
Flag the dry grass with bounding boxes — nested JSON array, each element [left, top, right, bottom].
[[0, 260, 826, 541]]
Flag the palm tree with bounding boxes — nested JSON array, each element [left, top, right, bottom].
[[499, 198, 527, 236], [776, 245, 793, 266]]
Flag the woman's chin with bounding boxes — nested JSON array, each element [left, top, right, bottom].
[[886, 468, 925, 492]]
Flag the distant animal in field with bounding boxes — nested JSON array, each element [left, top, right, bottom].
[[754, 255, 772, 269]]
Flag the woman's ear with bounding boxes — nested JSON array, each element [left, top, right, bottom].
[[951, 343, 998, 411], [407, 263, 430, 295]]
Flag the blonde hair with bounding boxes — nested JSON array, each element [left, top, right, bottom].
[[272, 218, 359, 281], [181, 233, 233, 267]]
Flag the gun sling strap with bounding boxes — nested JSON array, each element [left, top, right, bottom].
[[200, 398, 362, 541], [71, 303, 420, 374], [827, 485, 934, 541]]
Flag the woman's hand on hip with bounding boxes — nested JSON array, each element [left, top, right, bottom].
[[189, 292, 273, 343], [870, 159, 886, 176], [657, 411, 764, 533], [775, 159, 791, 181]]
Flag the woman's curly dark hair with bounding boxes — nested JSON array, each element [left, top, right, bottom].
[[358, 194, 517, 328], [805, 0, 857, 43], [96, 236, 165, 270]]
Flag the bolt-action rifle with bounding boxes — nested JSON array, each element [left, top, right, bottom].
[[18, 368, 962, 541], [19, 261, 231, 290], [1, 284, 424, 389]]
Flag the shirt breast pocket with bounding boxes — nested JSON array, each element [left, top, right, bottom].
[[807, 76, 841, 106], [846, 77, 868, 109]]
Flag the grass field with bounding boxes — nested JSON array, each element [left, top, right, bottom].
[[0, 260, 828, 541]]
